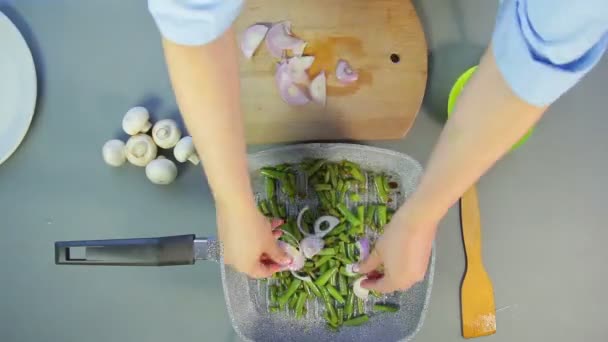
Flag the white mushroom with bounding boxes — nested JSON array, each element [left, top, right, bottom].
[[102, 139, 126, 167], [151, 119, 181, 149], [145, 156, 178, 185], [173, 136, 199, 165], [125, 134, 157, 167], [122, 107, 152, 135]]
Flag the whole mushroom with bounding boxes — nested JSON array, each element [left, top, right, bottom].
[[152, 119, 181, 149], [102, 139, 126, 167], [125, 134, 157, 167], [122, 107, 152, 135], [145, 156, 178, 185], [174, 136, 199, 165]]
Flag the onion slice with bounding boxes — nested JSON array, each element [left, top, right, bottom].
[[291, 270, 312, 282], [313, 215, 340, 237], [278, 241, 305, 271], [299, 236, 325, 259], [296, 206, 312, 237], [309, 71, 327, 106], [353, 276, 370, 300], [240, 24, 269, 59], [288, 56, 315, 84], [356, 237, 371, 261], [276, 61, 310, 106], [266, 21, 305, 58], [336, 59, 359, 84]]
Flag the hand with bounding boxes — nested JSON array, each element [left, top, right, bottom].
[[356, 203, 437, 293], [217, 202, 291, 278]]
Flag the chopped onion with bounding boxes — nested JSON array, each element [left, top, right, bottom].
[[345, 263, 359, 276], [288, 56, 315, 84], [276, 61, 310, 106], [309, 71, 327, 106], [292, 41, 307, 57], [266, 21, 305, 58], [356, 237, 371, 261], [353, 276, 369, 300], [240, 24, 269, 59], [278, 241, 305, 271], [336, 59, 359, 84], [300, 236, 325, 259], [313, 215, 340, 237], [291, 270, 312, 282], [296, 206, 312, 237]]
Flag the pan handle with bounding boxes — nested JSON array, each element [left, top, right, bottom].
[[55, 235, 197, 266]]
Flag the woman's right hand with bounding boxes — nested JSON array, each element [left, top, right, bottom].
[[216, 202, 292, 278]]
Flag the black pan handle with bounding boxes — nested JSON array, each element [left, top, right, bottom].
[[55, 235, 196, 266]]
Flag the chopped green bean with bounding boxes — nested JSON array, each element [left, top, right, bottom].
[[382, 174, 390, 194], [315, 255, 333, 268], [349, 193, 361, 202], [320, 286, 338, 323], [269, 306, 280, 313], [288, 294, 298, 310], [305, 281, 323, 298], [305, 159, 326, 177], [324, 168, 331, 183], [260, 168, 286, 180], [315, 267, 338, 287], [357, 205, 365, 234], [314, 184, 332, 191], [258, 200, 270, 216], [326, 284, 346, 304], [365, 205, 376, 226], [278, 203, 286, 218], [265, 178, 275, 200], [295, 292, 308, 318], [318, 247, 336, 256], [330, 165, 338, 188], [339, 274, 348, 296], [337, 203, 361, 226], [337, 307, 344, 325], [357, 298, 365, 314], [269, 199, 280, 218], [345, 292, 355, 319], [377, 204, 387, 227], [374, 175, 388, 203], [344, 314, 369, 326], [277, 279, 302, 306], [374, 303, 399, 313]]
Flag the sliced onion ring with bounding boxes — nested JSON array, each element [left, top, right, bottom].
[[313, 215, 340, 237], [276, 62, 310, 106], [353, 276, 369, 300], [356, 237, 371, 261], [278, 241, 305, 271], [291, 270, 312, 282], [296, 206, 311, 237], [336, 59, 359, 84], [299, 236, 325, 259], [309, 71, 327, 106], [266, 21, 305, 58], [240, 24, 269, 59]]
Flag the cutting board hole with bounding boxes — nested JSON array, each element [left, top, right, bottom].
[[390, 53, 401, 63]]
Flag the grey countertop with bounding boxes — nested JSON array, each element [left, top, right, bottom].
[[1, 1, 607, 341]]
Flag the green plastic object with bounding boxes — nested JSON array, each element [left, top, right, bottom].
[[447, 65, 533, 151]]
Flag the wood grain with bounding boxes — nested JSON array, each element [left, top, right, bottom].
[[460, 185, 497, 338], [234, 0, 427, 143]]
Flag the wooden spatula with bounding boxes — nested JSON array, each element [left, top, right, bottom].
[[460, 185, 496, 338]]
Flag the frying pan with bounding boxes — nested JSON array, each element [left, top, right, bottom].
[[55, 143, 435, 342]]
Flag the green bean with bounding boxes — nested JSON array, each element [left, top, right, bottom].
[[269, 285, 278, 304], [320, 286, 338, 323], [304, 261, 314, 268], [269, 198, 280, 218], [315, 267, 338, 287], [326, 223, 347, 237], [337, 307, 344, 325], [326, 284, 346, 304], [277, 279, 302, 306], [377, 204, 387, 227], [345, 292, 355, 319], [295, 292, 308, 318], [330, 165, 338, 188], [288, 294, 298, 310], [339, 274, 348, 296], [265, 178, 275, 200], [337, 203, 361, 226], [357, 205, 365, 234], [329, 190, 337, 207], [349, 193, 361, 202], [315, 255, 333, 268], [319, 195, 331, 210], [357, 298, 365, 315], [278, 203, 287, 218], [344, 314, 369, 326], [324, 312, 338, 329], [329, 270, 338, 287], [335, 254, 352, 265], [328, 208, 341, 218], [305, 159, 325, 177], [347, 243, 356, 260], [318, 247, 336, 256], [382, 174, 390, 195], [374, 174, 388, 203], [364, 205, 376, 226], [258, 200, 270, 216], [339, 266, 356, 277], [260, 168, 286, 180], [305, 281, 323, 298], [324, 168, 331, 183], [337, 178, 344, 194], [374, 303, 399, 313], [319, 262, 329, 273], [269, 306, 280, 313], [314, 183, 332, 191]]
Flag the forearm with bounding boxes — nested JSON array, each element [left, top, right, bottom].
[[407, 45, 547, 221], [161, 29, 254, 209]]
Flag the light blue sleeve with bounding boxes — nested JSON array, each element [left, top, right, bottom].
[[148, 0, 243, 46], [492, 0, 608, 106]]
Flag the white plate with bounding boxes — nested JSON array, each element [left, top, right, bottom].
[[0, 12, 37, 165]]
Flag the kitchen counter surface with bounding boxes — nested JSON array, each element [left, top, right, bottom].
[[1, 1, 607, 341]]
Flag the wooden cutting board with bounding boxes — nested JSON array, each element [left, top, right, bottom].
[[235, 0, 427, 143]]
